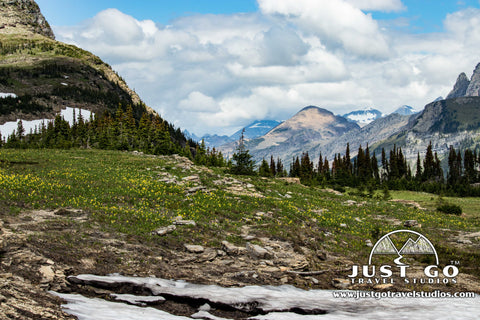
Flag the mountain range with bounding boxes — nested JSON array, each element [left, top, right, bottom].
[[2, 0, 479, 170], [185, 120, 282, 148], [217, 64, 480, 165]]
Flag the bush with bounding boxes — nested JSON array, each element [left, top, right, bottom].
[[437, 204, 462, 215]]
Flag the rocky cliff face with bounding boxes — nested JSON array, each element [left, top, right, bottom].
[[0, 0, 54, 39], [447, 63, 480, 99], [446, 72, 470, 99], [466, 63, 480, 97]]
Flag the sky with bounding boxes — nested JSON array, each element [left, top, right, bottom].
[[36, 0, 480, 136]]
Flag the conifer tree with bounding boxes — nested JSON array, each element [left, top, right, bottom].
[[231, 129, 255, 175], [259, 158, 271, 177]]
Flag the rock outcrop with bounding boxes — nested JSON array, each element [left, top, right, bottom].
[[466, 63, 480, 97], [0, 0, 55, 39], [446, 72, 470, 99]]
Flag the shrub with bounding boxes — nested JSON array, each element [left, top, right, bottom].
[[437, 204, 462, 215]]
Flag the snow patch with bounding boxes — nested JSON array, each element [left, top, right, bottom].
[[58, 274, 480, 320], [0, 93, 17, 98], [0, 107, 92, 139], [51, 292, 191, 320]]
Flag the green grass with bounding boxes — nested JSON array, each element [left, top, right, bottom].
[[391, 190, 480, 218], [0, 148, 479, 274]]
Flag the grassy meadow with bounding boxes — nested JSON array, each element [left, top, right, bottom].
[[0, 148, 479, 276]]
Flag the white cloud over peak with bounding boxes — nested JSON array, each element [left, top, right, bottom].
[[257, 0, 390, 58], [54, 4, 480, 136]]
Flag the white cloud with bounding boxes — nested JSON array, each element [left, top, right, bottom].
[[54, 5, 480, 136], [257, 0, 390, 58], [344, 0, 405, 12], [178, 92, 219, 113]]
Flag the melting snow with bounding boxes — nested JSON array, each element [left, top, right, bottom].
[[0, 92, 17, 98], [55, 274, 480, 320], [0, 107, 92, 139]]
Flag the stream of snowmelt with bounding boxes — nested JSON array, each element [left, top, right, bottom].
[[51, 274, 479, 320]]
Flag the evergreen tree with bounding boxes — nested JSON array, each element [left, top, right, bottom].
[[415, 152, 422, 181], [230, 129, 255, 175], [270, 155, 276, 177], [259, 158, 271, 177]]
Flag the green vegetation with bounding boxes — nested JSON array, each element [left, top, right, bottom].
[[437, 203, 462, 215], [0, 148, 479, 275], [284, 141, 480, 197]]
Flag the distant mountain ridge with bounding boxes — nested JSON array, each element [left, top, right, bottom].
[[186, 120, 281, 148], [392, 105, 418, 116], [218, 106, 360, 163]]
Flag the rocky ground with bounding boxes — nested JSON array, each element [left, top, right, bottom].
[[1, 154, 479, 319]]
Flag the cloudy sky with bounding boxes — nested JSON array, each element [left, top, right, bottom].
[[37, 0, 480, 136]]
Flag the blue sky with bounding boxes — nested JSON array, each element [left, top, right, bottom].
[[38, 0, 480, 32], [37, 0, 259, 26], [36, 0, 480, 135]]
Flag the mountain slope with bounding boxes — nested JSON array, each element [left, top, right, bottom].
[[230, 120, 281, 141], [320, 113, 412, 160], [392, 105, 418, 116], [228, 106, 359, 163], [0, 0, 155, 125]]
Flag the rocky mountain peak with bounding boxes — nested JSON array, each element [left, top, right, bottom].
[[446, 72, 470, 99], [466, 63, 480, 97], [0, 0, 55, 39]]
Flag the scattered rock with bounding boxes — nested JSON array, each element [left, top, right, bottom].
[[183, 175, 200, 182], [374, 283, 394, 290], [340, 223, 347, 228], [174, 218, 196, 226], [355, 217, 362, 222], [39, 265, 55, 284], [404, 220, 419, 227], [322, 188, 343, 196], [457, 239, 473, 244], [277, 177, 301, 184], [53, 208, 83, 216], [198, 248, 217, 262], [184, 244, 205, 254], [187, 186, 207, 194], [152, 225, 176, 236], [365, 239, 373, 247], [246, 243, 272, 259], [316, 250, 328, 261], [332, 278, 350, 289], [221, 241, 245, 255]]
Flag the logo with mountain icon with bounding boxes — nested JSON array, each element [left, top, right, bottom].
[[368, 230, 439, 265]]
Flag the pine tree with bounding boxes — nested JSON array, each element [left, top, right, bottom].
[[259, 158, 271, 177], [415, 152, 422, 181], [16, 120, 25, 140], [270, 155, 276, 177], [231, 129, 255, 175]]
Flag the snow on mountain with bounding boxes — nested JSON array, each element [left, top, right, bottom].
[[342, 108, 383, 127], [230, 120, 282, 141], [391, 105, 418, 116]]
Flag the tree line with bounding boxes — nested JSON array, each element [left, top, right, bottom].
[[278, 142, 480, 196], [0, 105, 224, 167]]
